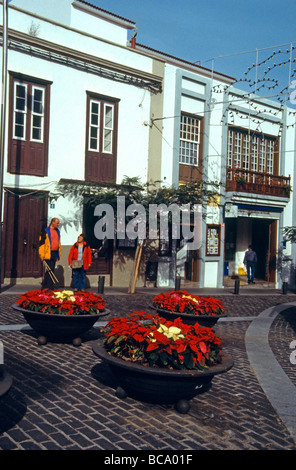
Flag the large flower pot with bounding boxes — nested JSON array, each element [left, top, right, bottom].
[[152, 307, 224, 327], [13, 304, 109, 346], [0, 365, 13, 398], [92, 340, 234, 413]]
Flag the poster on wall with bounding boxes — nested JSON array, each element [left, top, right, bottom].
[[206, 224, 220, 256]]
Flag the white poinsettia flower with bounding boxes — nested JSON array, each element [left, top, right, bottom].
[[149, 324, 185, 342], [53, 290, 76, 302], [62, 290, 75, 297], [182, 294, 199, 303]]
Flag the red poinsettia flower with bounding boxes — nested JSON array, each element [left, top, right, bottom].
[[153, 290, 225, 317], [16, 289, 105, 316], [102, 311, 223, 371]]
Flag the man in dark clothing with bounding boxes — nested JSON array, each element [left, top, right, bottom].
[[243, 245, 257, 284]]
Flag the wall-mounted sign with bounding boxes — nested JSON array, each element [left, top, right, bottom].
[[225, 204, 238, 218], [206, 224, 220, 256]]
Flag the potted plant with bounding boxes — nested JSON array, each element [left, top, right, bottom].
[[235, 175, 248, 191], [93, 311, 233, 413], [235, 176, 247, 185], [0, 343, 13, 398], [152, 290, 226, 327], [0, 365, 13, 398], [13, 289, 108, 346], [282, 184, 292, 196]]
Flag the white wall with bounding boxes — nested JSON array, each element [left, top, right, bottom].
[[9, 0, 72, 25], [1, 5, 154, 254], [3, 48, 151, 186], [71, 4, 129, 45], [160, 64, 177, 186], [7, 5, 152, 76], [204, 261, 219, 287], [9, 0, 133, 46]]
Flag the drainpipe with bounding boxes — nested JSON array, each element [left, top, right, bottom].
[[0, 0, 8, 293]]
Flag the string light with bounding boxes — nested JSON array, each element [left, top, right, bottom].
[[211, 44, 296, 133]]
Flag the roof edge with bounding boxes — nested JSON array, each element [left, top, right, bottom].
[[73, 0, 136, 29], [130, 41, 236, 84]]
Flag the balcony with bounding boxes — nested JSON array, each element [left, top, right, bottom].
[[226, 167, 291, 198]]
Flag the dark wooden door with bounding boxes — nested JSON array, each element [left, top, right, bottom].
[[3, 191, 48, 278]]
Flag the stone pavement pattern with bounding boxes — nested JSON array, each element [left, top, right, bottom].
[[0, 292, 296, 450]]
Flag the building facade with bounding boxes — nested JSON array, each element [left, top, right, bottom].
[[1, 0, 163, 288], [133, 42, 295, 289], [1, 0, 295, 289]]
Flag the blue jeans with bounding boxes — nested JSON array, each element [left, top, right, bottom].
[[246, 261, 255, 283], [73, 267, 86, 290]]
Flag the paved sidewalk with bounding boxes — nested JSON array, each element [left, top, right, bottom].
[[1, 284, 296, 451]]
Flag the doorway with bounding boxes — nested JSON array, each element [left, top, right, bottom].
[[2, 190, 48, 280], [224, 217, 278, 283], [251, 219, 277, 282]]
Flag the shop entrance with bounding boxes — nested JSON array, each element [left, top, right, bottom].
[[224, 217, 277, 283], [251, 219, 277, 282]]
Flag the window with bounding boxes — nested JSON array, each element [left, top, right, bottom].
[[266, 140, 274, 174], [89, 100, 100, 151], [31, 86, 45, 141], [242, 133, 250, 170], [227, 129, 233, 167], [13, 82, 27, 139], [8, 74, 50, 176], [13, 82, 45, 142], [179, 114, 201, 166], [85, 93, 118, 183], [227, 128, 278, 175], [234, 133, 241, 167], [103, 104, 114, 153], [251, 135, 258, 171]]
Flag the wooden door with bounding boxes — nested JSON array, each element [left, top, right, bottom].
[[3, 191, 48, 278]]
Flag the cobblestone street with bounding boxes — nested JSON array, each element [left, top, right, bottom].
[[1, 289, 296, 452]]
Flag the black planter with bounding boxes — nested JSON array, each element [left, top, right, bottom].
[[93, 340, 233, 413], [152, 306, 225, 327], [0, 365, 13, 398], [13, 304, 109, 346]]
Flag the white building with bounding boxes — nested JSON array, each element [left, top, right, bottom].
[[130, 41, 295, 289], [0, 0, 163, 287], [1, 0, 295, 290]]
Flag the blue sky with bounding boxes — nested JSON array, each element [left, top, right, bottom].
[[92, 0, 296, 104]]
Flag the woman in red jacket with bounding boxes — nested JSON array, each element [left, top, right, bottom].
[[68, 234, 92, 291]]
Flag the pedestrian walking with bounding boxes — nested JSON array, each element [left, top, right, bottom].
[[243, 244, 257, 284], [39, 217, 61, 289], [68, 234, 92, 291]]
